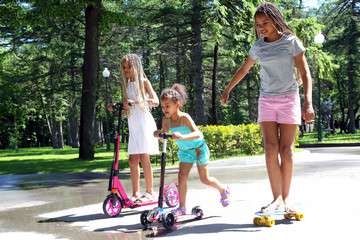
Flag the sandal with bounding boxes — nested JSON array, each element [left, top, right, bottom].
[[171, 207, 186, 216], [220, 186, 230, 207], [134, 192, 154, 203], [261, 202, 284, 213], [129, 196, 138, 203], [285, 204, 297, 213]]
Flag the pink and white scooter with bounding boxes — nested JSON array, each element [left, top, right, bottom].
[[103, 103, 179, 217]]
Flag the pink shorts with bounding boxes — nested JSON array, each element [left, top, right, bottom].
[[258, 93, 301, 125]]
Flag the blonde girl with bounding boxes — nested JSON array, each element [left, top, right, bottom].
[[221, 2, 314, 213], [154, 84, 230, 216], [108, 53, 159, 203]]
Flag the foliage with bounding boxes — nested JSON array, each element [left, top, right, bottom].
[[160, 123, 268, 163], [0, 0, 358, 152]]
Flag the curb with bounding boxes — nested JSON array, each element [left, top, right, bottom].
[[298, 142, 360, 148]]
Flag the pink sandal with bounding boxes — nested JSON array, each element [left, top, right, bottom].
[[220, 186, 230, 207]]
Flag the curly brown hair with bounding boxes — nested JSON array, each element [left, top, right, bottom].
[[160, 84, 187, 110]]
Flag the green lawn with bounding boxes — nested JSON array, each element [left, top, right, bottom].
[[299, 129, 360, 144], [0, 142, 259, 175], [2, 129, 359, 175], [0, 144, 129, 175]]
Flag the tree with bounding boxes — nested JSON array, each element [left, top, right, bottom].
[[79, 0, 101, 160], [322, 0, 359, 133]]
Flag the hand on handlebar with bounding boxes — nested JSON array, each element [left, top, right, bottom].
[[124, 100, 138, 109], [107, 103, 115, 111], [171, 132, 182, 140], [154, 131, 173, 139]]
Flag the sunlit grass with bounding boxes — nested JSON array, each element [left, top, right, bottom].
[[299, 129, 360, 144], [0, 144, 129, 175]]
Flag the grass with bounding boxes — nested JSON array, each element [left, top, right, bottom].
[[298, 129, 360, 144], [2, 129, 358, 175], [1, 142, 262, 175], [0, 144, 129, 175]]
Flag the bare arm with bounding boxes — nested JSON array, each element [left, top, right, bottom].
[[153, 117, 170, 142], [172, 113, 202, 140], [144, 79, 159, 107], [221, 55, 257, 105], [295, 52, 315, 124]]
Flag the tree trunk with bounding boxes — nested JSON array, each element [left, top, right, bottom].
[[57, 114, 64, 148], [211, 42, 218, 125], [347, 16, 357, 134], [95, 116, 104, 147], [79, 0, 101, 160], [191, 0, 207, 125]]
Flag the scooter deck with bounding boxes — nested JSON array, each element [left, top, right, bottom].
[[176, 212, 202, 222], [254, 210, 304, 227]]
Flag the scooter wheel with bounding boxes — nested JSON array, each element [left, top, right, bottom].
[[165, 186, 179, 207], [192, 206, 204, 220], [162, 212, 175, 230], [102, 196, 122, 217], [140, 210, 151, 227]]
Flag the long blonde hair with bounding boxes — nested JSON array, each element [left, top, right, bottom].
[[121, 53, 151, 118]]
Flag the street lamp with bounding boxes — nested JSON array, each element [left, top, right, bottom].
[[103, 67, 111, 151], [314, 32, 325, 142]]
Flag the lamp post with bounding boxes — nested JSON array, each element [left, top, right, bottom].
[[103, 67, 111, 151], [314, 32, 325, 142]]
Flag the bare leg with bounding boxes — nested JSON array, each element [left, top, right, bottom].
[[177, 162, 193, 212], [279, 124, 297, 211], [139, 153, 153, 195], [128, 154, 140, 199], [197, 164, 229, 206], [260, 122, 283, 211]]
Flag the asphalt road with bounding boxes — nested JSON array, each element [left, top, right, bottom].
[[0, 147, 359, 240]]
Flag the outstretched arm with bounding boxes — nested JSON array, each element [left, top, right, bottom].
[[221, 55, 256, 105]]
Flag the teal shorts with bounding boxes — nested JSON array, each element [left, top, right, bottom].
[[178, 143, 210, 166]]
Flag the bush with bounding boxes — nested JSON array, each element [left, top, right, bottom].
[[200, 124, 264, 157], [155, 123, 301, 165]]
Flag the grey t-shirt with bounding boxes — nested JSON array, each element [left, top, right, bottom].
[[249, 33, 305, 97]]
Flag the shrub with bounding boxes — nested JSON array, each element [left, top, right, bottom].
[[154, 124, 299, 165]]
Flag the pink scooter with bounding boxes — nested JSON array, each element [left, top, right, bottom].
[[103, 102, 179, 217]]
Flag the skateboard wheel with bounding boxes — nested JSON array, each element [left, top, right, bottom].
[[266, 219, 275, 227], [295, 213, 304, 221], [284, 214, 293, 219], [253, 217, 262, 226]]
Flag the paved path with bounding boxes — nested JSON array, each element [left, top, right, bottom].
[[0, 147, 359, 239]]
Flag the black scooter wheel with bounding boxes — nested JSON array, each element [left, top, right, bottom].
[[162, 212, 176, 230], [103, 195, 122, 217], [191, 206, 204, 220], [140, 210, 151, 227]]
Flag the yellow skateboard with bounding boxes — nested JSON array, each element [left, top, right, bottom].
[[253, 210, 304, 227]]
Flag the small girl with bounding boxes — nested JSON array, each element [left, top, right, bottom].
[[221, 2, 315, 213], [154, 84, 230, 216], [108, 53, 159, 203]]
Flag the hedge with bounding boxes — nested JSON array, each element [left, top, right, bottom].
[[153, 124, 299, 164]]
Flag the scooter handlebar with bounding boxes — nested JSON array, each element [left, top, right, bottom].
[[111, 102, 133, 110], [159, 133, 173, 139]]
